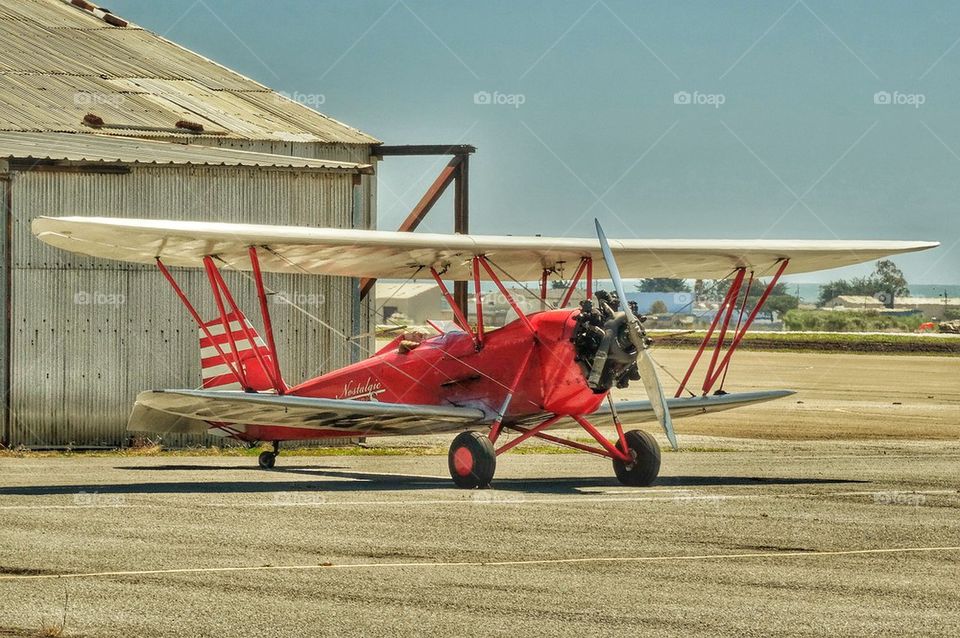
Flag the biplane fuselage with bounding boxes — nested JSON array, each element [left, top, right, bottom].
[[292, 308, 602, 419]]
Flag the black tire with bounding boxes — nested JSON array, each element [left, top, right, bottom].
[[612, 429, 661, 486], [258, 451, 276, 470], [448, 431, 496, 488]]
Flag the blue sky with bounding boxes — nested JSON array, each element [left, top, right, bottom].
[[109, 0, 959, 284]]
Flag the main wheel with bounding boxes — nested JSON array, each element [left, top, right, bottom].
[[258, 451, 276, 470], [448, 431, 496, 488], [612, 429, 661, 486]]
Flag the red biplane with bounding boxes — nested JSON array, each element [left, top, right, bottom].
[[32, 216, 936, 488]]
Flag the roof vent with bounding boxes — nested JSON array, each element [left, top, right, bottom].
[[64, 0, 129, 27], [83, 113, 105, 128], [101, 12, 129, 28], [175, 120, 205, 133]]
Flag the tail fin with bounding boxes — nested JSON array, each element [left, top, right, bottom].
[[200, 311, 282, 392]]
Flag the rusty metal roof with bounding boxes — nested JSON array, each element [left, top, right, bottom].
[[0, 0, 379, 144], [0, 131, 374, 172]]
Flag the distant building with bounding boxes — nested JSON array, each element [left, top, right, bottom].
[[822, 296, 886, 310], [823, 295, 958, 318], [376, 283, 446, 325], [893, 297, 960, 319]]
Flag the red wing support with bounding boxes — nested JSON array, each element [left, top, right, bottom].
[[487, 344, 536, 442], [675, 259, 790, 397], [156, 258, 246, 386], [248, 247, 285, 393], [494, 413, 632, 463], [155, 247, 287, 395], [472, 257, 485, 349], [476, 256, 537, 336], [429, 267, 478, 347], [432, 256, 541, 347], [559, 256, 594, 309]]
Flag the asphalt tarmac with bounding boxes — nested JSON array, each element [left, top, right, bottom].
[[1, 437, 958, 637]]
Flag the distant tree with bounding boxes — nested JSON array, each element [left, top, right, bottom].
[[648, 300, 668, 315], [816, 260, 909, 306], [635, 278, 691, 293], [817, 279, 858, 306], [766, 293, 799, 316], [873, 259, 909, 298]]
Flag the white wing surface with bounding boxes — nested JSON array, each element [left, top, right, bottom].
[[33, 216, 938, 280]]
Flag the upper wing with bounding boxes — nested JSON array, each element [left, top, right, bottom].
[[131, 389, 489, 437], [32, 216, 938, 280]]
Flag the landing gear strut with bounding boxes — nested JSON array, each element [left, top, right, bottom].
[[258, 441, 280, 470], [612, 429, 661, 486], [448, 431, 496, 488]]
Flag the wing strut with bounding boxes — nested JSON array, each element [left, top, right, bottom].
[[155, 254, 287, 395], [476, 256, 537, 336], [559, 256, 594, 308], [156, 258, 245, 386], [203, 256, 285, 394], [202, 256, 253, 390], [471, 257, 485, 348], [429, 267, 478, 348], [675, 259, 790, 397], [703, 259, 789, 394], [487, 344, 536, 443], [248, 246, 285, 394]]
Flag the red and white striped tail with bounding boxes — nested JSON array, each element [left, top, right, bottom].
[[200, 312, 280, 391]]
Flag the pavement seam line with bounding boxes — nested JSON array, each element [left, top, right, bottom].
[[2, 546, 958, 581]]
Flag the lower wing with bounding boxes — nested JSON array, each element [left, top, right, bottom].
[[129, 389, 488, 439], [509, 390, 795, 430], [129, 388, 792, 440]]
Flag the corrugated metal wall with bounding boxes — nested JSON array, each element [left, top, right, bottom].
[[0, 175, 9, 447], [7, 160, 375, 447]]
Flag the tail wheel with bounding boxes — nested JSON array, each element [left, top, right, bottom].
[[258, 451, 276, 470], [448, 431, 496, 488], [613, 429, 661, 486]]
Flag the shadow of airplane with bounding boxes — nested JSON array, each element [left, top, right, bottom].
[[0, 464, 868, 497]]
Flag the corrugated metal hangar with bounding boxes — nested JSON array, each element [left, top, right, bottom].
[[0, 0, 383, 447]]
